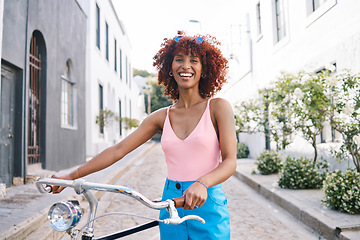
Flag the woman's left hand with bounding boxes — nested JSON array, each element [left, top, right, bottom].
[[182, 181, 208, 209]]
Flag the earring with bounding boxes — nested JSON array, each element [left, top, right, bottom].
[[169, 71, 173, 77], [201, 74, 206, 78]]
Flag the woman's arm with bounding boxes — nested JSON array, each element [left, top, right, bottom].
[[183, 98, 237, 209], [51, 108, 167, 193]]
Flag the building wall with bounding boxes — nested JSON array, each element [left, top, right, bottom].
[[232, 0, 360, 160], [2, 0, 87, 174], [83, 0, 142, 157]]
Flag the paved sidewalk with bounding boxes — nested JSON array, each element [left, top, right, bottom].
[[234, 159, 360, 240], [0, 141, 156, 240], [1, 143, 360, 240]]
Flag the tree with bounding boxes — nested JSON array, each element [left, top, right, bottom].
[[234, 99, 262, 134], [235, 70, 332, 163], [328, 70, 360, 172], [149, 81, 172, 112], [133, 68, 155, 78], [259, 74, 299, 151], [133, 69, 172, 113], [291, 71, 332, 163]]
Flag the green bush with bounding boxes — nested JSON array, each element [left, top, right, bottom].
[[278, 156, 328, 189], [256, 150, 282, 175], [237, 143, 249, 158], [322, 169, 360, 214]]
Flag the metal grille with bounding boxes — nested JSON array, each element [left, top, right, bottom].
[[28, 36, 41, 164]]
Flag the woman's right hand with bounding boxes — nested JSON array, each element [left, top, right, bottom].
[[49, 173, 74, 194]]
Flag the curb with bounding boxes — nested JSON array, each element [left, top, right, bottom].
[[233, 169, 354, 240], [2, 141, 156, 240]]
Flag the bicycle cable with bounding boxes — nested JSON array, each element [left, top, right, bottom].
[[78, 212, 164, 234]]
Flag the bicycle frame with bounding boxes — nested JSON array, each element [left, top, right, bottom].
[[36, 178, 204, 240]]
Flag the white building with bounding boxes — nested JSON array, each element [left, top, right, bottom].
[[221, 0, 360, 161], [80, 0, 145, 157]]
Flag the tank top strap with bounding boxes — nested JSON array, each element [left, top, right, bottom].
[[166, 104, 174, 115], [206, 98, 212, 113], [164, 105, 173, 129]]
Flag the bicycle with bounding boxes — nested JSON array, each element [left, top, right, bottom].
[[36, 177, 205, 240]]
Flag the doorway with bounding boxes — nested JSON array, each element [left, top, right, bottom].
[[28, 31, 46, 171], [0, 64, 16, 186]]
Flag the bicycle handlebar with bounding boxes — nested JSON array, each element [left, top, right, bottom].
[[36, 178, 184, 209], [36, 177, 205, 239]]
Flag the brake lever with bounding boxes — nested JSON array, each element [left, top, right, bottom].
[[163, 215, 205, 225], [164, 199, 205, 225]]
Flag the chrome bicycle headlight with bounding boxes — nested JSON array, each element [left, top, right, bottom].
[[48, 201, 82, 231]]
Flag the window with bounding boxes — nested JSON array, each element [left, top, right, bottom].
[[256, 2, 262, 36], [129, 63, 131, 89], [312, 0, 328, 11], [126, 56, 128, 84], [114, 39, 117, 72], [99, 84, 104, 134], [119, 49, 122, 79], [275, 0, 286, 42], [61, 61, 75, 127], [119, 100, 122, 136], [306, 0, 336, 26], [96, 4, 100, 49], [129, 100, 132, 119], [105, 22, 109, 61]]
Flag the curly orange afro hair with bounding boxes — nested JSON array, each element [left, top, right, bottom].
[[153, 31, 229, 100]]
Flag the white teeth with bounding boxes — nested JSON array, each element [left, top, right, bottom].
[[179, 73, 193, 77]]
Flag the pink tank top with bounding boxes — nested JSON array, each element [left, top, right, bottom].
[[161, 99, 221, 181]]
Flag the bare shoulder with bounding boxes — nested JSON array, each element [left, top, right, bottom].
[[149, 107, 168, 120], [210, 97, 234, 115], [142, 106, 168, 130]]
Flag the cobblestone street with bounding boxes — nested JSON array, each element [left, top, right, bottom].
[[91, 143, 319, 239]]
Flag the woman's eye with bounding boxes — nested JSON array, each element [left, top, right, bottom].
[[175, 58, 182, 62], [191, 59, 198, 63]]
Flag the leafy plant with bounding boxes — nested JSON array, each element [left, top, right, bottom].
[[260, 74, 299, 151], [234, 100, 263, 134], [291, 71, 332, 163], [96, 109, 139, 131], [328, 70, 360, 172], [148, 81, 172, 112], [322, 169, 360, 214], [234, 68, 360, 172], [256, 150, 282, 175], [120, 117, 139, 130], [96, 109, 116, 130], [237, 142, 249, 158], [278, 156, 328, 189]]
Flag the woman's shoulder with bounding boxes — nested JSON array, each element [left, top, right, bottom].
[[151, 106, 169, 117], [209, 97, 234, 118], [210, 97, 233, 110], [144, 106, 170, 128]]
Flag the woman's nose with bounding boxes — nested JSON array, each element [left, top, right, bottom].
[[182, 60, 190, 69]]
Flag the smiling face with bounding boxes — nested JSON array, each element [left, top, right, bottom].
[[153, 33, 228, 100], [171, 52, 203, 91]]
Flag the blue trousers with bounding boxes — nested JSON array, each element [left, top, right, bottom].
[[159, 179, 230, 240]]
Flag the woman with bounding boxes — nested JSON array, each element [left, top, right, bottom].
[[51, 31, 237, 239]]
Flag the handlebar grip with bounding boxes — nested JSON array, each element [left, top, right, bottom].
[[172, 197, 185, 208]]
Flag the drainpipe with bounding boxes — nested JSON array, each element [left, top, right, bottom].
[[0, 0, 4, 90], [246, 13, 253, 73], [22, 0, 30, 184]]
